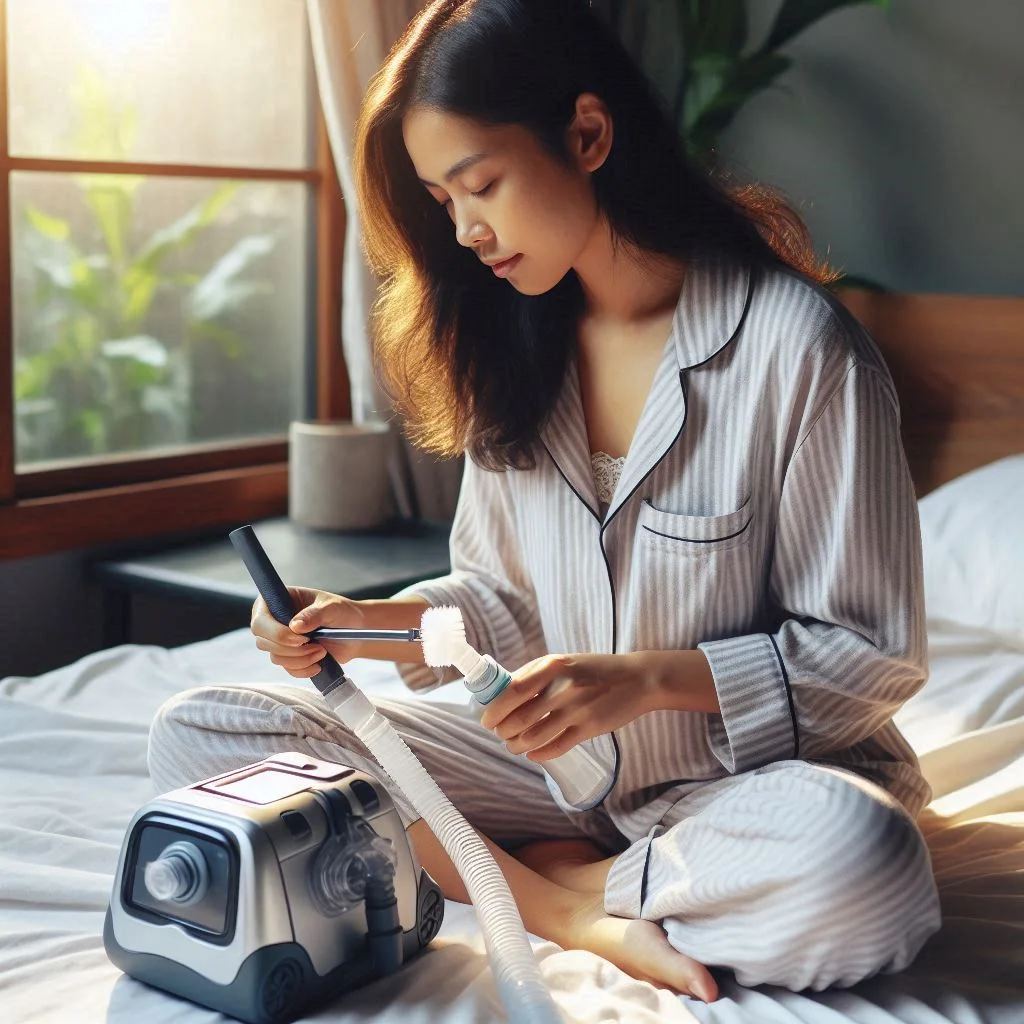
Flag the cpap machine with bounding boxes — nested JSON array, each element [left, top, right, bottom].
[[105, 525, 573, 1024], [104, 751, 444, 1024]]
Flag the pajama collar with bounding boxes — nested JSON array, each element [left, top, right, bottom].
[[540, 258, 755, 524]]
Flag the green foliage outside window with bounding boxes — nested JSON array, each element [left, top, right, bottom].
[[14, 66, 277, 462]]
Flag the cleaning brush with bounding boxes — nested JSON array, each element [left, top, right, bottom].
[[308, 607, 481, 677], [419, 606, 488, 679]]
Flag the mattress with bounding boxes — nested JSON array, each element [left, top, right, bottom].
[[2, 458, 1023, 1023]]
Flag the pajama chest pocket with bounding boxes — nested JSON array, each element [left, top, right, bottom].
[[630, 497, 761, 648], [638, 498, 754, 554]]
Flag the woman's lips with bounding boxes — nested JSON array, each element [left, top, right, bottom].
[[491, 254, 523, 278]]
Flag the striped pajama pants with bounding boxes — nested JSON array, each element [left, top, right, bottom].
[[147, 683, 941, 992]]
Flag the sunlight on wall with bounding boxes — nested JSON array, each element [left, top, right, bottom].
[[77, 0, 172, 54]]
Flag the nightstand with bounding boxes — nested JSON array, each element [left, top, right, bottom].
[[91, 517, 452, 647]]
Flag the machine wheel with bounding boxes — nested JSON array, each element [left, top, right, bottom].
[[417, 872, 445, 947], [260, 957, 304, 1020]]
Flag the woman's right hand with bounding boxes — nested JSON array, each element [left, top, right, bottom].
[[250, 587, 367, 678]]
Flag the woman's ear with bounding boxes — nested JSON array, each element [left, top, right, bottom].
[[568, 92, 613, 174]]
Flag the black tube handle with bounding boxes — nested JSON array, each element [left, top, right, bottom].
[[229, 525, 347, 695], [229, 525, 300, 625]]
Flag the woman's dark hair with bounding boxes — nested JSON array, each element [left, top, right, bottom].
[[355, 0, 833, 469]]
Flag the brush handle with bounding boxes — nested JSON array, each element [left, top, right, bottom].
[[229, 525, 348, 696], [308, 627, 421, 643], [470, 659, 612, 810]]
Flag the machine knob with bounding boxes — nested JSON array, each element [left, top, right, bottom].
[[144, 840, 209, 905]]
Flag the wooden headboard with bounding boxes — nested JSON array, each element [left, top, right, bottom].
[[838, 289, 1024, 497]]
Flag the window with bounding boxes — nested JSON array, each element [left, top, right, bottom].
[[0, 0, 348, 558]]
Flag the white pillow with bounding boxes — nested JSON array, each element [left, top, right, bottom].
[[894, 621, 1024, 754], [917, 454, 1024, 640]]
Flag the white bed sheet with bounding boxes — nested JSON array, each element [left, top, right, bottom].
[[1, 624, 1021, 1024]]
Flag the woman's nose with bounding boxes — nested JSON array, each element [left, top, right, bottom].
[[455, 211, 489, 249]]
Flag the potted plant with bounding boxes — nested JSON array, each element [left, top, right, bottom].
[[592, 0, 890, 165]]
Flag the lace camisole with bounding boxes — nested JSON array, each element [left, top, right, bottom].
[[591, 451, 626, 516]]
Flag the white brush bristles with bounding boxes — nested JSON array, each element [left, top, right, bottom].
[[420, 605, 468, 668]]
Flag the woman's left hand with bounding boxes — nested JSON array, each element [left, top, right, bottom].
[[478, 652, 653, 762]]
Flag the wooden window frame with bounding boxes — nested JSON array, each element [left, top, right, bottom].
[[0, 0, 349, 559]]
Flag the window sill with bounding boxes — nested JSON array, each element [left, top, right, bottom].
[[14, 438, 288, 500], [0, 462, 288, 560]]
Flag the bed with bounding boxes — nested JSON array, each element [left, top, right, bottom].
[[2, 296, 1023, 1024]]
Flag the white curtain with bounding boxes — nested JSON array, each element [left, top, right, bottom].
[[306, 0, 464, 521]]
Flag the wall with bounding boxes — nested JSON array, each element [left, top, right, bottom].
[[718, 0, 1023, 297]]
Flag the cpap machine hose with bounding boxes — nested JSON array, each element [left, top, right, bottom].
[[229, 527, 563, 1024]]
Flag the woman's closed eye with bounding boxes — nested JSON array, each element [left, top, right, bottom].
[[438, 181, 495, 208]]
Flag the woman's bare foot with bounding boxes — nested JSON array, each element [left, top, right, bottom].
[[512, 838, 616, 893], [563, 893, 718, 1002], [405, 821, 715, 1001]]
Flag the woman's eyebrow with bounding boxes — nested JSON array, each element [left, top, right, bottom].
[[418, 153, 489, 187]]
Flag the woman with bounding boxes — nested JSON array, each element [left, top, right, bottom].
[[149, 0, 940, 1001]]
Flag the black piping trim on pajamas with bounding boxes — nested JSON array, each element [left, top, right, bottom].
[[598, 541, 618, 654], [768, 633, 800, 759], [638, 825, 663, 912], [597, 370, 687, 657], [641, 514, 753, 545], [541, 442, 601, 526], [601, 369, 687, 541], [674, 264, 757, 374], [536, 444, 622, 802], [606, 731, 622, 801], [604, 263, 756, 541]]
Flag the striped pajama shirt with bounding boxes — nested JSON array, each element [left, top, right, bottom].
[[149, 256, 941, 990]]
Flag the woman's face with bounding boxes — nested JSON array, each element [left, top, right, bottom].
[[402, 105, 600, 295]]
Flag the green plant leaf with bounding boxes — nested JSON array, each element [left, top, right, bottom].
[[68, 254, 107, 311], [168, 272, 202, 287], [763, 0, 889, 54], [80, 176, 138, 268], [70, 313, 103, 360], [689, 0, 747, 60], [189, 319, 244, 359], [141, 385, 185, 420], [75, 171, 145, 197], [31, 251, 77, 293], [25, 206, 71, 241], [188, 234, 276, 322], [132, 182, 238, 276], [683, 54, 731, 131], [14, 352, 56, 400], [101, 335, 170, 369], [122, 265, 160, 325], [30, 244, 108, 313], [77, 407, 106, 446], [70, 62, 141, 162], [687, 51, 791, 150]]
